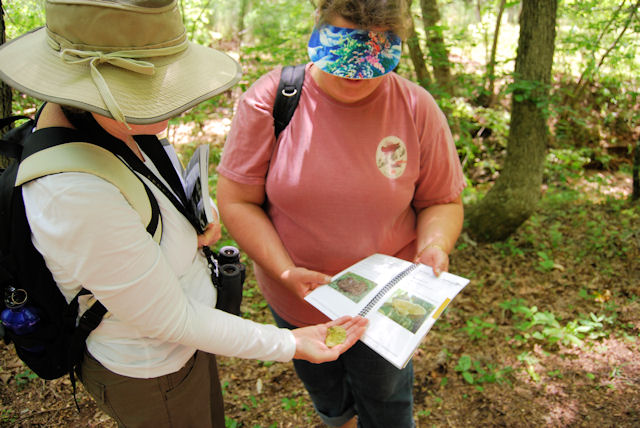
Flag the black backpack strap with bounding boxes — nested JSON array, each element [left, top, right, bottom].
[[19, 128, 162, 240], [55, 111, 201, 233], [0, 116, 34, 160], [70, 293, 107, 364], [135, 135, 190, 212], [69, 290, 107, 411], [0, 115, 30, 132], [273, 64, 306, 139]]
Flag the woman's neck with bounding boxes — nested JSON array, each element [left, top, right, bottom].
[[37, 104, 155, 162]]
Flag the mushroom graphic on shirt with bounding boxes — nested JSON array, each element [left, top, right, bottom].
[[376, 136, 407, 179]]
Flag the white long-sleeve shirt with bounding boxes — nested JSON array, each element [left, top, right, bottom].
[[22, 147, 295, 378]]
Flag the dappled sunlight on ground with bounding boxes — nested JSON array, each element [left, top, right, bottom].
[[166, 117, 232, 147], [569, 171, 633, 202], [508, 335, 640, 427]]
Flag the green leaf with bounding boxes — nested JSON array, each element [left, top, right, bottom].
[[455, 355, 472, 372]]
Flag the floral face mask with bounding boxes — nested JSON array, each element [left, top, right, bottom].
[[307, 24, 402, 79]]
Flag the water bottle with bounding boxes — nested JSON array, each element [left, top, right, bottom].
[[1, 287, 44, 352]]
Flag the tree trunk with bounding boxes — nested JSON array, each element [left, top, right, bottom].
[[1, 0, 10, 169], [406, 0, 432, 88], [633, 138, 640, 201], [419, 0, 452, 93], [485, 0, 506, 107], [237, 0, 250, 46], [1, 0, 12, 124], [466, 0, 558, 242]]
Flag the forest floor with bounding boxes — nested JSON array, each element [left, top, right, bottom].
[[0, 119, 639, 427]]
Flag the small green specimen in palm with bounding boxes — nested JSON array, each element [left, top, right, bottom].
[[325, 325, 347, 347]]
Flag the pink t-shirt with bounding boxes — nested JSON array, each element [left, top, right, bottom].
[[218, 64, 465, 326]]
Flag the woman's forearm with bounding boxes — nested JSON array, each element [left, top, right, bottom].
[[415, 196, 464, 256], [216, 176, 295, 281]]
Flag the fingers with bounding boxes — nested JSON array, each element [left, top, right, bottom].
[[307, 270, 333, 288], [332, 315, 368, 331], [284, 268, 332, 297], [433, 257, 448, 277], [415, 246, 449, 277], [197, 222, 221, 247], [328, 316, 368, 351], [292, 316, 369, 363]]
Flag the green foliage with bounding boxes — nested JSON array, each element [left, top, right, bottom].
[[460, 316, 497, 340], [446, 96, 510, 184], [240, 1, 314, 84], [0, 408, 17, 424], [505, 79, 553, 111], [454, 354, 513, 389], [14, 368, 38, 389], [225, 416, 240, 428], [181, 0, 240, 44], [492, 237, 525, 257], [241, 395, 260, 411], [517, 351, 540, 382], [281, 396, 305, 412], [555, 0, 640, 82], [3, 0, 45, 39], [535, 250, 555, 272], [544, 148, 590, 183], [504, 298, 615, 348]]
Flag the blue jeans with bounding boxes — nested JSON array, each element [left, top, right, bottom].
[[271, 309, 415, 428]]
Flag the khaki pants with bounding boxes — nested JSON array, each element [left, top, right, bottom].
[[78, 350, 225, 428]]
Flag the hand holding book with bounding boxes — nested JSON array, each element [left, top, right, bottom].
[[415, 243, 449, 277], [304, 253, 469, 369]]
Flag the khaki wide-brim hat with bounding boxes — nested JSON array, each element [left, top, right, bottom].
[[0, 0, 241, 124]]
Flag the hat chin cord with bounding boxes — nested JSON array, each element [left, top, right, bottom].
[[47, 36, 188, 127]]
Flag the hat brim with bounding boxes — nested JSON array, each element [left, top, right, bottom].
[[307, 25, 401, 80], [0, 27, 242, 124]]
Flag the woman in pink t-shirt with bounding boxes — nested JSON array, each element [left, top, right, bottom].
[[217, 1, 465, 427]]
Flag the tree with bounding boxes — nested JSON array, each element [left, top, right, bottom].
[[1, 0, 12, 125], [1, 0, 13, 170], [565, 0, 640, 107], [405, 0, 432, 88], [419, 0, 452, 93], [634, 138, 640, 202], [466, 0, 558, 242], [484, 0, 507, 107], [237, 0, 250, 45]]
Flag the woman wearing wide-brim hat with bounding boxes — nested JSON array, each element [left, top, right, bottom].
[[0, 1, 368, 426]]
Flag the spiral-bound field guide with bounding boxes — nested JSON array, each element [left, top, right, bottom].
[[304, 253, 469, 369]]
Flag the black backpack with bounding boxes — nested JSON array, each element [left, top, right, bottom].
[[0, 110, 163, 382]]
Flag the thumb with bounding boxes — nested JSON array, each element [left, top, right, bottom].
[[303, 269, 332, 285]]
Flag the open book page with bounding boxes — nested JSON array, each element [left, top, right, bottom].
[[183, 144, 214, 231], [305, 253, 469, 369], [305, 254, 414, 319], [361, 264, 468, 369]]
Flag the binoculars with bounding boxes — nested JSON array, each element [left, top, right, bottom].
[[213, 246, 246, 316]]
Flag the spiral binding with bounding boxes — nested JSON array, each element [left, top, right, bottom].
[[358, 263, 420, 317]]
